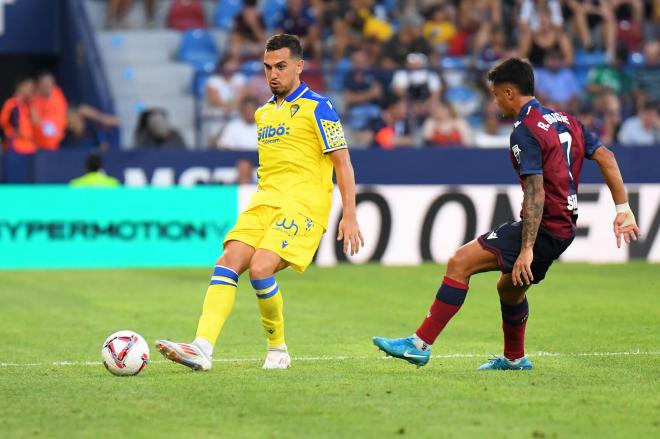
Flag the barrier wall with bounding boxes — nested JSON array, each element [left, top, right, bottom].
[[1, 183, 658, 269], [4, 147, 660, 185], [310, 185, 660, 266]]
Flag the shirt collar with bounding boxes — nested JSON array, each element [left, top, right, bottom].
[[515, 98, 540, 123], [268, 81, 308, 104]]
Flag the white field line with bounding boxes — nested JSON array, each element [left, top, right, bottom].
[[0, 351, 658, 368]]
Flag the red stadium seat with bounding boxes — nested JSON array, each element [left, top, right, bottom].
[[167, 0, 207, 31]]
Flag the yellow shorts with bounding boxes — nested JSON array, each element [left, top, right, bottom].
[[224, 205, 324, 273]]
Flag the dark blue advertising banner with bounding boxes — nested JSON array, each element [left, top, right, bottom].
[[0, 0, 59, 54], [16, 147, 660, 186]]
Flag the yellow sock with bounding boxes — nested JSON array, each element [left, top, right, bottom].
[[195, 265, 239, 346], [251, 276, 285, 347]]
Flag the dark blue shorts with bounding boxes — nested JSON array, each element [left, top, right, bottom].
[[477, 221, 573, 284]]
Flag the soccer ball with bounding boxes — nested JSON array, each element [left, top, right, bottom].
[[101, 330, 149, 376]]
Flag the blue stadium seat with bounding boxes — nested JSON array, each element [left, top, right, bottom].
[[178, 29, 218, 70], [262, 0, 287, 32], [445, 85, 481, 117], [440, 56, 468, 70], [214, 0, 243, 30], [239, 59, 263, 76], [190, 65, 216, 98]]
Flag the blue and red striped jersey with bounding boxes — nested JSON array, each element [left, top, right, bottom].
[[509, 98, 602, 239]]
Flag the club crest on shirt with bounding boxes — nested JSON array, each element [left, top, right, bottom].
[[290, 104, 299, 118]]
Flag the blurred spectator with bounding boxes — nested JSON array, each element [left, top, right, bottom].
[[535, 50, 581, 110], [586, 45, 632, 98], [576, 101, 606, 141], [342, 49, 382, 132], [474, 101, 510, 148], [562, 0, 616, 54], [227, 0, 266, 60], [167, 0, 206, 31], [382, 15, 432, 66], [62, 104, 120, 150], [106, 0, 155, 29], [612, 0, 645, 53], [594, 91, 623, 144], [519, 7, 574, 66], [69, 152, 120, 187], [134, 109, 186, 148], [0, 76, 37, 154], [422, 102, 471, 147], [206, 56, 247, 113], [633, 41, 660, 106], [617, 101, 660, 145], [31, 72, 68, 151], [235, 158, 256, 184], [215, 96, 259, 150], [455, 0, 502, 57], [352, 0, 395, 43], [326, 0, 358, 62], [391, 53, 441, 119], [274, 0, 322, 62], [371, 95, 414, 150], [423, 3, 457, 55], [205, 55, 248, 139], [475, 24, 508, 64], [520, 0, 563, 31]]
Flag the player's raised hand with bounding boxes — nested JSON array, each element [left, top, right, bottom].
[[337, 214, 364, 256], [613, 209, 641, 248], [512, 248, 534, 287]]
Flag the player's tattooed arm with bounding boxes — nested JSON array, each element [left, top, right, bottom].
[[521, 174, 545, 249], [513, 174, 544, 286]]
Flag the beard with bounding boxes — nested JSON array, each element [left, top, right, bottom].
[[269, 82, 289, 98]]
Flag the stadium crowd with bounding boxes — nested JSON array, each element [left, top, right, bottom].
[[1, 0, 658, 153], [200, 0, 659, 149]]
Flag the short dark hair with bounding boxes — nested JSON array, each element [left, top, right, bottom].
[[14, 74, 33, 90], [86, 153, 102, 172], [265, 34, 303, 59], [487, 58, 535, 96]]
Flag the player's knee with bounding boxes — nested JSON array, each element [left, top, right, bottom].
[[216, 253, 245, 275], [249, 257, 277, 280], [446, 250, 470, 279]]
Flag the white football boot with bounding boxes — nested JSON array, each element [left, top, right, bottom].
[[156, 339, 212, 371], [262, 345, 291, 370]]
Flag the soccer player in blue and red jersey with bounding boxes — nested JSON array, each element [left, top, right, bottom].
[[373, 58, 641, 370]]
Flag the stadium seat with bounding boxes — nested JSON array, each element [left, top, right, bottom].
[[189, 66, 215, 98], [178, 29, 218, 70], [445, 85, 481, 117], [440, 56, 468, 70], [213, 0, 243, 30], [167, 0, 207, 31]]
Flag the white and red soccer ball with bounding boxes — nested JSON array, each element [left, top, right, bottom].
[[101, 330, 149, 376]]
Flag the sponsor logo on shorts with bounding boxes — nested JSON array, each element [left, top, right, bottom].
[[274, 218, 299, 236]]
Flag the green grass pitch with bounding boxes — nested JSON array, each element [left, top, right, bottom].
[[1, 263, 658, 438]]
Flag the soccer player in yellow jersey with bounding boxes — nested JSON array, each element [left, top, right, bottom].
[[157, 34, 364, 370]]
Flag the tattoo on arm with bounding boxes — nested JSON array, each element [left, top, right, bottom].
[[521, 174, 545, 250]]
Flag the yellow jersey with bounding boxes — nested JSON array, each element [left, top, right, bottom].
[[247, 82, 348, 230]]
